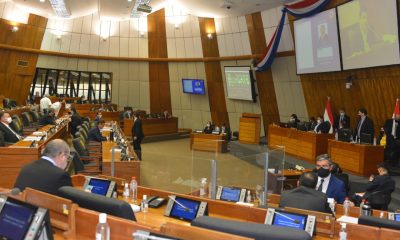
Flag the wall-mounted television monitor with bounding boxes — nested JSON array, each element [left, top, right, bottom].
[[337, 0, 400, 70], [224, 66, 257, 102], [294, 8, 341, 74], [182, 79, 206, 95]]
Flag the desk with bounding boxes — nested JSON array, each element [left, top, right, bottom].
[[268, 125, 334, 163], [101, 141, 141, 184], [0, 123, 69, 188], [328, 140, 384, 176], [190, 133, 228, 153], [5, 106, 31, 116], [123, 117, 178, 137]]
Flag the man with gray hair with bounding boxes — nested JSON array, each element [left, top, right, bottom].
[[314, 154, 347, 203], [14, 139, 72, 195]]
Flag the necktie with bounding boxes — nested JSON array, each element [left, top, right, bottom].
[[6, 124, 22, 140], [392, 120, 397, 138], [317, 178, 325, 192]]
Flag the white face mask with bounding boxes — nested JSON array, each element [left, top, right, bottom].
[[340, 112, 345, 116], [317, 120, 322, 124], [6, 117, 12, 124], [206, 124, 210, 127]]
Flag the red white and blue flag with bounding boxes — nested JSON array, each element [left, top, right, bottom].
[[256, 0, 331, 71], [323, 97, 334, 133]]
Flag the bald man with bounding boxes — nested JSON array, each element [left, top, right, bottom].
[[14, 139, 72, 195]]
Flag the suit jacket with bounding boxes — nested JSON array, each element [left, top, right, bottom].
[[14, 158, 72, 195], [364, 174, 395, 199], [334, 115, 350, 130], [383, 119, 400, 147], [123, 111, 132, 119], [203, 126, 213, 134], [39, 114, 55, 125], [0, 122, 20, 143], [132, 118, 144, 140], [354, 116, 374, 140], [326, 175, 347, 204], [88, 127, 106, 142], [315, 121, 331, 133], [280, 186, 332, 214], [70, 113, 83, 135]]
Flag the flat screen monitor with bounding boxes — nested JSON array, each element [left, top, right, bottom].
[[338, 128, 352, 142], [294, 8, 341, 74], [165, 196, 208, 222], [182, 79, 205, 95], [265, 208, 316, 236], [83, 177, 116, 198], [0, 196, 53, 240], [360, 133, 372, 145], [389, 212, 400, 222], [337, 0, 400, 70], [224, 66, 256, 101], [216, 186, 246, 202]]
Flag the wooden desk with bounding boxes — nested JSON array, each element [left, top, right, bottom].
[[101, 141, 141, 184], [239, 113, 261, 144], [123, 117, 179, 137], [190, 133, 228, 153], [5, 106, 31, 116], [0, 123, 69, 188], [328, 140, 384, 176], [268, 125, 334, 163]]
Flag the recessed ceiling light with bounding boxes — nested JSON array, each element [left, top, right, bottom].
[[40, 0, 46, 2]]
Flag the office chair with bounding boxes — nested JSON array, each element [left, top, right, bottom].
[[368, 190, 392, 211]]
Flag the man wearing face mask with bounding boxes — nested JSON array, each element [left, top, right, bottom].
[[287, 114, 300, 128], [314, 154, 347, 204], [14, 139, 72, 195], [334, 109, 350, 132], [0, 111, 22, 143], [314, 116, 331, 134], [204, 121, 214, 134]]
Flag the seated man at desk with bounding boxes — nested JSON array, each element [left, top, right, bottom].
[[287, 114, 300, 128], [314, 154, 347, 204], [203, 121, 214, 134], [280, 172, 332, 213], [14, 139, 72, 195], [0, 111, 22, 143], [88, 119, 107, 142], [220, 123, 231, 141], [39, 108, 56, 125]]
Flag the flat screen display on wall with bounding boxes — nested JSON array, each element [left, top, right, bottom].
[[224, 66, 254, 101], [294, 8, 341, 74], [337, 0, 400, 70], [182, 79, 206, 95]]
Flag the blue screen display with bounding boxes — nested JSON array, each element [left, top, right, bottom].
[[395, 214, 400, 221], [221, 187, 241, 202], [182, 79, 205, 95], [170, 197, 200, 221], [272, 211, 307, 230], [88, 178, 111, 196], [0, 199, 36, 240]]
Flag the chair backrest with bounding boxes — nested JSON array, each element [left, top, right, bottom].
[[11, 119, 23, 135], [72, 138, 89, 156], [3, 98, 10, 109], [30, 111, 40, 122], [12, 114, 23, 127], [369, 191, 392, 210], [21, 112, 32, 126], [79, 128, 88, 140], [0, 131, 5, 147]]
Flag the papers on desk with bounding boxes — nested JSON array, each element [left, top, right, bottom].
[[337, 215, 358, 224], [32, 131, 45, 136], [110, 149, 122, 152], [130, 204, 141, 213], [23, 136, 42, 141]]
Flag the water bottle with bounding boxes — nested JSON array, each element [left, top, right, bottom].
[[95, 213, 110, 240], [343, 197, 351, 216], [246, 190, 252, 203], [141, 195, 148, 213], [130, 177, 138, 203], [200, 178, 207, 197], [339, 223, 347, 240], [123, 183, 129, 200], [361, 201, 372, 216], [359, 199, 365, 216]]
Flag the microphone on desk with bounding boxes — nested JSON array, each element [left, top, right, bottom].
[[0, 188, 21, 196], [168, 196, 189, 212]]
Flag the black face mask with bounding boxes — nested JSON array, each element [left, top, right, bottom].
[[317, 168, 330, 178]]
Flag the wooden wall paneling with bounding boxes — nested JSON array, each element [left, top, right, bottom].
[[0, 14, 47, 105], [288, 0, 400, 133], [147, 9, 172, 114], [198, 17, 230, 127], [246, 12, 280, 135]]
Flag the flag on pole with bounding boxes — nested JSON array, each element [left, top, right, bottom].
[[393, 98, 400, 118], [323, 97, 334, 133]]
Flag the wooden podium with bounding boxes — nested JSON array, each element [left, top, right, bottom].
[[239, 113, 261, 144]]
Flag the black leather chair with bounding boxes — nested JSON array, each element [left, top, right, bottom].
[[21, 112, 40, 127], [72, 138, 101, 168], [3, 98, 11, 109], [30, 111, 41, 122], [332, 162, 350, 194], [0, 131, 5, 147], [368, 190, 392, 210]]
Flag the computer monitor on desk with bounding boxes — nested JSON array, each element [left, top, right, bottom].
[[338, 128, 352, 142], [360, 133, 373, 145]]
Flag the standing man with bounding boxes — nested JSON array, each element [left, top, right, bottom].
[[14, 139, 72, 195], [354, 108, 374, 143], [39, 94, 52, 113], [132, 112, 144, 160], [69, 107, 83, 136], [314, 116, 331, 134], [0, 112, 22, 143], [334, 109, 350, 131]]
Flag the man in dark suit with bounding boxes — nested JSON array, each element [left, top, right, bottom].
[[0, 111, 22, 143], [220, 123, 232, 141], [354, 108, 374, 143], [39, 108, 56, 125], [383, 114, 400, 147], [14, 139, 72, 195], [69, 107, 83, 136], [132, 112, 144, 160], [334, 109, 350, 131], [88, 119, 107, 142], [280, 172, 332, 213], [314, 154, 347, 204], [123, 109, 133, 119], [314, 116, 331, 134]]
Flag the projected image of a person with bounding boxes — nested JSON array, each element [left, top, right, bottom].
[[359, 11, 371, 53], [318, 24, 328, 42]]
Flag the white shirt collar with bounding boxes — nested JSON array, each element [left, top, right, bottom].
[[316, 173, 331, 193], [41, 156, 57, 166]]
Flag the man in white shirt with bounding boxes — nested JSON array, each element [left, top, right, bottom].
[[40, 94, 52, 113], [0, 112, 22, 143], [51, 101, 62, 117]]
